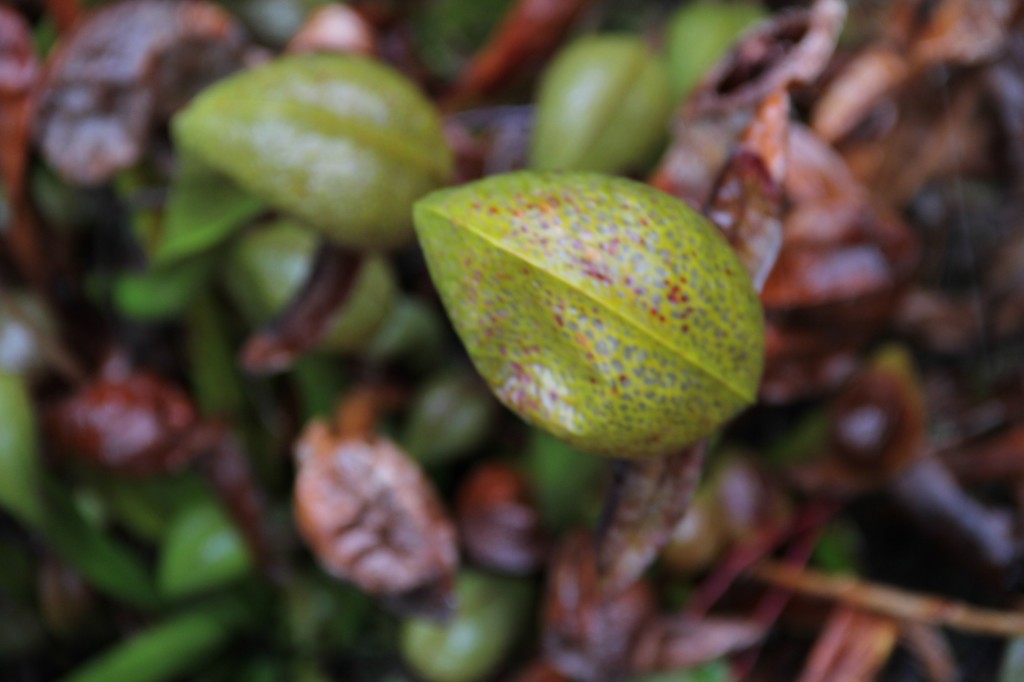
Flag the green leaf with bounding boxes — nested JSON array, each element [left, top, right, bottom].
[[39, 477, 160, 610], [186, 295, 247, 417], [174, 54, 453, 249], [628, 661, 733, 682], [155, 154, 265, 265], [401, 571, 533, 682], [531, 35, 672, 174], [524, 429, 604, 530], [402, 370, 499, 465], [414, 172, 764, 459], [60, 599, 244, 682], [114, 253, 217, 321], [0, 371, 46, 526], [667, 1, 767, 99], [158, 499, 252, 599]]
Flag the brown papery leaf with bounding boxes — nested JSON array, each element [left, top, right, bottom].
[[35, 0, 247, 185], [242, 246, 362, 375], [689, 0, 846, 116], [889, 0, 1017, 68], [631, 615, 765, 673], [812, 46, 910, 144], [293, 419, 457, 612], [46, 371, 206, 476], [456, 462, 546, 575], [543, 532, 655, 682], [705, 91, 788, 290], [444, 0, 594, 108], [286, 4, 377, 56]]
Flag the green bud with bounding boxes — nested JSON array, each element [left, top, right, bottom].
[[402, 369, 499, 465], [401, 571, 533, 682], [531, 35, 672, 174], [666, 1, 767, 99]]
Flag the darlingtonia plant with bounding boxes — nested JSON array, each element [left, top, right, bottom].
[[413, 171, 768, 586]]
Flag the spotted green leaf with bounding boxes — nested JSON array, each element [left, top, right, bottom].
[[414, 172, 764, 459], [174, 54, 453, 250]]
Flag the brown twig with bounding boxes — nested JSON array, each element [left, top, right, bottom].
[[747, 561, 1024, 637]]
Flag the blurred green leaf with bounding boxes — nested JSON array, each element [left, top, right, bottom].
[[628, 661, 733, 682], [403, 369, 499, 466], [292, 354, 348, 420], [186, 295, 247, 417], [812, 520, 862, 575], [1000, 637, 1024, 682], [156, 154, 264, 265], [60, 598, 245, 682], [0, 371, 46, 526], [114, 253, 218, 321], [524, 429, 604, 531], [159, 500, 252, 600]]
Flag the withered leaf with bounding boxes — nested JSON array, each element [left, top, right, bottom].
[[544, 532, 655, 682], [286, 4, 376, 56], [631, 615, 765, 672], [47, 371, 206, 476], [705, 91, 788, 290], [689, 0, 846, 116], [293, 420, 458, 605], [445, 0, 593, 107], [456, 463, 546, 575], [35, 0, 247, 185]]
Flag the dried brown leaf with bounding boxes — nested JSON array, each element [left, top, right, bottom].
[[35, 0, 247, 185], [46, 371, 206, 475], [456, 462, 546, 575], [293, 420, 457, 609], [445, 0, 593, 108], [890, 0, 1017, 67], [597, 443, 707, 595], [689, 0, 846, 116], [543, 532, 655, 682], [286, 4, 376, 56], [705, 91, 788, 290], [631, 615, 765, 672], [812, 46, 910, 144]]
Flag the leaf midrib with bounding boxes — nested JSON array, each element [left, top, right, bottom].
[[423, 204, 754, 404]]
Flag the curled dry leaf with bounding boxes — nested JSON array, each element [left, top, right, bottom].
[[293, 418, 457, 609], [543, 532, 655, 682], [456, 462, 546, 575], [286, 4, 376, 56], [506, 659, 570, 682], [631, 615, 765, 673], [242, 245, 363, 375], [943, 425, 1024, 483], [445, 0, 593, 107], [35, 0, 247, 185], [895, 288, 982, 355], [705, 91, 788, 290], [689, 0, 846, 116], [46, 371, 206, 476], [986, 231, 1024, 339]]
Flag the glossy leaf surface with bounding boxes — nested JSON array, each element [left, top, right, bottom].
[[174, 54, 453, 250], [531, 36, 672, 174], [415, 172, 764, 459]]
